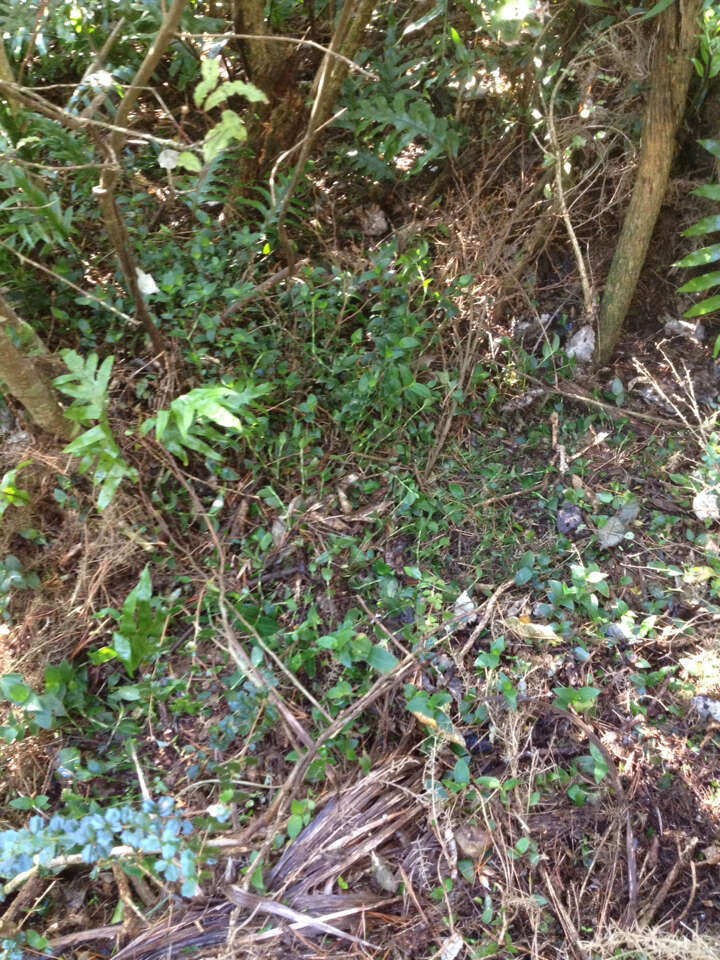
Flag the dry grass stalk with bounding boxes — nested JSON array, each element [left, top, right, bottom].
[[580, 923, 720, 960]]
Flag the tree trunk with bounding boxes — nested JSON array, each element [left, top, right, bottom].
[[0, 296, 72, 440], [232, 0, 285, 84], [229, 0, 374, 186], [93, 0, 187, 358], [595, 0, 702, 364], [230, 0, 304, 185], [311, 0, 375, 130]]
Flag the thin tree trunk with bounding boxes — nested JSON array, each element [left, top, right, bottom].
[[595, 0, 702, 363], [232, 0, 284, 83], [0, 296, 72, 440], [229, 0, 374, 187], [0, 5, 183, 357], [94, 0, 187, 357], [0, 40, 19, 117], [311, 0, 375, 130]]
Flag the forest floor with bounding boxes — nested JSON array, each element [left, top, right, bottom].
[[2, 157, 720, 960]]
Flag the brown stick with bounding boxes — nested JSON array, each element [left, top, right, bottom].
[[91, 0, 187, 356], [526, 375, 682, 428], [638, 835, 699, 925], [219, 260, 309, 321], [541, 866, 590, 960], [595, 0, 702, 362]]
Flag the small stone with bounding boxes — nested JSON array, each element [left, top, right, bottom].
[[694, 489, 720, 522], [565, 324, 595, 362], [455, 824, 491, 859], [557, 503, 584, 535]]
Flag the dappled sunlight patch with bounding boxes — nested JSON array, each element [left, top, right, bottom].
[[679, 644, 720, 691]]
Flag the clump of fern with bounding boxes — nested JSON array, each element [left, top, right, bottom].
[[674, 139, 720, 332]]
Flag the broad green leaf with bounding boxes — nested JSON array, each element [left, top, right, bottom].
[[176, 151, 202, 172], [684, 294, 720, 317], [677, 270, 720, 294], [113, 632, 132, 667], [96, 355, 114, 395], [406, 692, 430, 715], [196, 400, 243, 431], [368, 645, 398, 672], [203, 110, 247, 163], [0, 675, 31, 704], [589, 742, 608, 782], [683, 214, 720, 237], [109, 684, 142, 701], [194, 58, 220, 107], [155, 409, 170, 440], [638, 0, 675, 19], [97, 475, 124, 512], [454, 757, 470, 784], [58, 348, 85, 376], [63, 425, 108, 453], [172, 396, 195, 440], [673, 242, 720, 268], [698, 138, 720, 160], [89, 646, 118, 665], [692, 184, 720, 202], [203, 80, 268, 111], [134, 566, 152, 604], [0, 463, 30, 516], [287, 814, 304, 838], [475, 776, 502, 791]]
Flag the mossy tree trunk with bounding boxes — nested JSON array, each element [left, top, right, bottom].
[[230, 0, 304, 183], [229, 0, 375, 183], [595, 0, 702, 364], [0, 294, 72, 440]]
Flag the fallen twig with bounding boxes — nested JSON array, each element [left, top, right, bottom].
[[224, 885, 382, 948], [459, 579, 514, 658], [638, 835, 699, 926], [541, 865, 590, 960], [526, 375, 682, 428], [219, 260, 309, 321]]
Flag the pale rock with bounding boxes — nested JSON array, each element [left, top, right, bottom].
[[565, 324, 595, 362], [136, 268, 159, 296], [693, 489, 720, 522]]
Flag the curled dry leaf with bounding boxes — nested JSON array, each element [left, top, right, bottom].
[[597, 500, 639, 549], [454, 589, 477, 626], [337, 487, 353, 515], [565, 324, 595, 362], [702, 843, 720, 865], [359, 204, 389, 236], [409, 704, 466, 747], [501, 386, 546, 412], [557, 502, 584, 535], [136, 268, 159, 296], [439, 933, 465, 960], [270, 518, 286, 547], [505, 616, 562, 645], [370, 851, 400, 893], [664, 317, 705, 342], [691, 695, 720, 725], [454, 824, 491, 860], [157, 149, 180, 170]]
